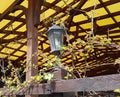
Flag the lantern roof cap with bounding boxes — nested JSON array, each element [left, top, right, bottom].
[[46, 24, 65, 35], [48, 24, 63, 31]]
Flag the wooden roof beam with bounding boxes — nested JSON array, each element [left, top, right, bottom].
[[1, 12, 25, 31], [38, 0, 80, 28], [84, 0, 120, 12], [0, 0, 24, 21], [70, 0, 120, 16], [99, 0, 120, 29], [0, 29, 27, 36], [0, 35, 25, 44], [40, 0, 60, 13], [72, 10, 120, 26], [66, 0, 87, 29], [72, 21, 120, 36], [66, 51, 120, 69], [0, 13, 25, 23]]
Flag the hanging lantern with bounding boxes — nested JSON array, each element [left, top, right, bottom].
[[46, 24, 65, 56]]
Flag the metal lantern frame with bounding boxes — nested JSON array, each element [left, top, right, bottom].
[[46, 24, 65, 56]]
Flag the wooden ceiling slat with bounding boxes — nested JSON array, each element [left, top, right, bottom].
[[0, 13, 25, 23], [41, 0, 60, 13], [0, 51, 19, 58], [1, 12, 24, 31], [0, 0, 24, 21], [98, 0, 120, 29], [66, 51, 120, 70], [72, 10, 120, 26], [0, 35, 25, 44], [83, 0, 120, 12], [39, 0, 81, 29], [0, 30, 24, 35], [7, 44, 25, 60], [66, 0, 87, 28], [0, 0, 120, 77]]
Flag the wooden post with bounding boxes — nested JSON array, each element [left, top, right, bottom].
[[48, 69, 66, 97], [26, 0, 43, 97], [53, 68, 67, 80], [52, 69, 76, 97]]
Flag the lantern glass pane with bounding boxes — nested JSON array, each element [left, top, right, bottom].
[[47, 32, 55, 51], [54, 30, 63, 50]]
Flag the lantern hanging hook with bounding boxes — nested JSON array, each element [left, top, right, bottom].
[[52, 18, 57, 25]]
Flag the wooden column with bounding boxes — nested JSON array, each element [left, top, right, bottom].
[[51, 69, 75, 97], [45, 69, 66, 97], [26, 0, 43, 97]]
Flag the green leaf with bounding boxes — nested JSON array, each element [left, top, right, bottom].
[[64, 73, 72, 79], [68, 67, 73, 72], [22, 81, 27, 87], [68, 43, 72, 47], [60, 45, 68, 50], [72, 41, 77, 46], [35, 75, 43, 82], [44, 62, 54, 67], [44, 73, 54, 81], [0, 90, 2, 96], [115, 58, 120, 64], [114, 89, 120, 93], [80, 52, 85, 57], [10, 86, 17, 91]]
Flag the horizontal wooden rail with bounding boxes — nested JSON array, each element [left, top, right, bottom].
[[0, 74, 120, 95]]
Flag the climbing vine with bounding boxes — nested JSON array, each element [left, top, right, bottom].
[[0, 1, 120, 95]]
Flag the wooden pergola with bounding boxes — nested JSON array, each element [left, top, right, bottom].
[[0, 0, 120, 97]]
